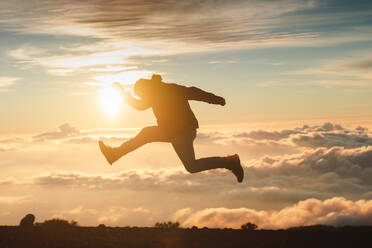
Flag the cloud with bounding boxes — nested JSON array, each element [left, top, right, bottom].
[[52, 205, 151, 225], [208, 60, 238, 64], [0, 77, 20, 91], [33, 169, 232, 193], [2, 122, 372, 168], [25, 144, 372, 205], [230, 122, 372, 149], [284, 53, 372, 86], [0, 178, 20, 186], [0, 123, 137, 148], [3, 0, 372, 59], [2, 122, 371, 160], [251, 145, 372, 179], [289, 132, 372, 148], [5, 0, 372, 88], [1, 1, 315, 42], [348, 58, 372, 70], [1, 121, 372, 226], [151, 59, 168, 63], [33, 123, 80, 140], [0, 147, 15, 152], [0, 195, 31, 204], [181, 197, 372, 229], [234, 122, 344, 140], [89, 65, 138, 72], [7, 43, 152, 76], [172, 208, 193, 223], [2, 122, 372, 210]]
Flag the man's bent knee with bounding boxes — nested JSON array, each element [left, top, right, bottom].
[[138, 127, 154, 137], [183, 161, 199, 174], [135, 126, 158, 143], [137, 126, 171, 143]]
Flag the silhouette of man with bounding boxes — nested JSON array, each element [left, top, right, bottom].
[[99, 74, 244, 182]]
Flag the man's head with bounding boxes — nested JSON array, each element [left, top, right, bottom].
[[151, 74, 162, 82], [134, 74, 162, 98]]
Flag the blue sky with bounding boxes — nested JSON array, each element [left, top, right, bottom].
[[1, 0, 372, 227]]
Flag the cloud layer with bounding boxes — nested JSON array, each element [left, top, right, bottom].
[[2, 1, 317, 45], [181, 197, 372, 229], [1, 122, 372, 226]]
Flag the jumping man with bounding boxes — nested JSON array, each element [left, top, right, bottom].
[[99, 74, 244, 182]]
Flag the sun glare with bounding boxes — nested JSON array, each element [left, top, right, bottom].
[[98, 85, 124, 117]]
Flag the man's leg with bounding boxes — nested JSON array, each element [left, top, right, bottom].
[[171, 130, 244, 182], [99, 126, 170, 165]]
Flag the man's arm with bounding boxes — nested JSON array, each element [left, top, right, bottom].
[[113, 82, 151, 111], [184, 86, 225, 106], [124, 93, 151, 111]]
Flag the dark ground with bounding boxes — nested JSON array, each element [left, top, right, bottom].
[[1, 225, 371, 248]]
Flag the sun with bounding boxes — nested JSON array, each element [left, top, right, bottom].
[[98, 85, 124, 117]]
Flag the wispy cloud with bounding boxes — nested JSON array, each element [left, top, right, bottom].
[[151, 59, 168, 63], [3, 0, 372, 54], [5, 0, 372, 88], [283, 52, 372, 86], [0, 195, 31, 204], [1, 1, 314, 42], [208, 60, 238, 64], [7, 43, 155, 82], [0, 77, 20, 91]]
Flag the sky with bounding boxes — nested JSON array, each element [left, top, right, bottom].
[[1, 0, 372, 228]]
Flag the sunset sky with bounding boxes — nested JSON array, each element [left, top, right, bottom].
[[1, 0, 372, 228]]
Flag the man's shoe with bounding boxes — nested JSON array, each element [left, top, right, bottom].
[[227, 154, 244, 183], [98, 140, 117, 165]]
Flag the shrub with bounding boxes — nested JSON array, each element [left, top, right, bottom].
[[241, 222, 258, 231], [19, 214, 35, 228], [39, 218, 79, 228], [154, 221, 180, 229]]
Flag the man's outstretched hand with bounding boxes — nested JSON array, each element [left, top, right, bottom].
[[113, 82, 124, 93], [216, 96, 226, 106], [113, 82, 131, 102]]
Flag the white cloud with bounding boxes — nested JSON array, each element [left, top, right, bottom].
[[0, 77, 20, 91], [33, 123, 80, 140], [22, 144, 372, 202], [52, 205, 151, 225], [181, 197, 372, 229]]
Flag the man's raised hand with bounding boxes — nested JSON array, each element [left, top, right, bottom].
[[217, 96, 226, 106], [113, 82, 131, 103], [113, 82, 124, 93]]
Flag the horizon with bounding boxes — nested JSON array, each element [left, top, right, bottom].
[[1, 0, 372, 229]]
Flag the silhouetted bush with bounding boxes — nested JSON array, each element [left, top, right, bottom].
[[19, 214, 35, 228], [287, 225, 334, 231], [241, 222, 258, 231], [154, 221, 180, 229], [191, 225, 198, 230], [38, 218, 79, 228]]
